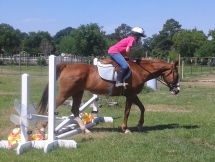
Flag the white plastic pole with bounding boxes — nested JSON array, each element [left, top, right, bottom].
[[21, 74, 29, 142], [48, 55, 56, 141], [16, 74, 32, 155], [92, 58, 98, 112]]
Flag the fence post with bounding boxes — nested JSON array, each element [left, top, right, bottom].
[[182, 61, 184, 79]]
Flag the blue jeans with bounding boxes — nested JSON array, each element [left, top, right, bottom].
[[108, 53, 129, 70]]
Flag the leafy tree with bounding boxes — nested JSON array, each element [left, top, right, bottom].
[[208, 29, 215, 40], [53, 27, 74, 44], [151, 48, 168, 59], [195, 40, 215, 57], [65, 23, 107, 56], [112, 23, 132, 41], [168, 50, 179, 61], [145, 19, 182, 58], [142, 37, 152, 53], [0, 23, 22, 54], [23, 31, 53, 55], [40, 38, 53, 56], [162, 19, 182, 39], [173, 29, 207, 57], [57, 36, 74, 54]]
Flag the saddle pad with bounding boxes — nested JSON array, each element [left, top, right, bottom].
[[97, 61, 131, 81]]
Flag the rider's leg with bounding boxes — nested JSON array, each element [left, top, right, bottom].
[[116, 68, 129, 87], [108, 53, 129, 87]]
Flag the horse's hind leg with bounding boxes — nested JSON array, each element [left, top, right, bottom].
[[72, 91, 91, 134], [133, 95, 145, 132], [122, 95, 133, 133], [40, 91, 72, 132]]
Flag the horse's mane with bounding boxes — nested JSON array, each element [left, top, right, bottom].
[[135, 58, 168, 65]]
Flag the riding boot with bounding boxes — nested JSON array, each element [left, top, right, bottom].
[[115, 68, 129, 87]]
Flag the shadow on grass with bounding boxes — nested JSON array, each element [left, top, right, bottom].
[[138, 124, 199, 133], [90, 123, 199, 133]]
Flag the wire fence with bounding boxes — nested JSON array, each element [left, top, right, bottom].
[[1, 55, 215, 79], [0, 55, 105, 76]]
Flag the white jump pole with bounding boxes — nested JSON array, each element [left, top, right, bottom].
[[0, 74, 33, 154], [44, 55, 77, 153], [44, 55, 58, 152], [16, 74, 32, 155], [92, 58, 99, 114]]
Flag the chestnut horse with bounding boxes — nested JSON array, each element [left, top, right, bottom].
[[37, 58, 180, 134]]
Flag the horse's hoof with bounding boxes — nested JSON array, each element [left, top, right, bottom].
[[38, 127, 45, 134], [82, 128, 91, 134], [136, 125, 142, 132], [125, 129, 131, 134]]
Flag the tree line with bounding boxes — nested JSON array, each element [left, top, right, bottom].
[[0, 18, 215, 61]]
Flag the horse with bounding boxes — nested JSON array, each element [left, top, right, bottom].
[[37, 58, 180, 134]]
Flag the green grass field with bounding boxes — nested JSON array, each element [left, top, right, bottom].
[[0, 64, 215, 162]]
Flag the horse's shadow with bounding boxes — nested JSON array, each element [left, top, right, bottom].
[[90, 123, 199, 133]]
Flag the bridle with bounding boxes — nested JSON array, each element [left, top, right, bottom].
[[161, 68, 180, 91], [137, 63, 180, 91]]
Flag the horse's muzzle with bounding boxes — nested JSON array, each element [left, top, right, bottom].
[[170, 83, 180, 95]]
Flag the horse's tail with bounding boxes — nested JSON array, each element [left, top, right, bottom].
[[37, 62, 68, 114]]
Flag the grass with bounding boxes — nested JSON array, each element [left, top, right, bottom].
[[0, 64, 215, 161]]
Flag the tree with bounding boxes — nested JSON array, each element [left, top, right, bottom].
[[0, 23, 22, 54], [40, 38, 53, 56], [162, 19, 182, 39], [195, 40, 215, 57], [66, 23, 107, 56], [57, 36, 74, 54], [112, 23, 132, 41], [24, 31, 53, 55], [146, 19, 182, 58], [53, 27, 74, 44], [208, 29, 215, 40], [140, 37, 152, 58], [173, 29, 207, 57]]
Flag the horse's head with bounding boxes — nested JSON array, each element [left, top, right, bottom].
[[161, 61, 180, 95]]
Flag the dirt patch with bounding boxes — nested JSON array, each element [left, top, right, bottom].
[[180, 81, 215, 87], [133, 104, 191, 113], [146, 104, 191, 113], [0, 92, 19, 95]]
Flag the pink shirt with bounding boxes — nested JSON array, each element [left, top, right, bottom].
[[108, 36, 135, 55]]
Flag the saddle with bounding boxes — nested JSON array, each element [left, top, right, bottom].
[[97, 58, 131, 81], [99, 58, 121, 73]]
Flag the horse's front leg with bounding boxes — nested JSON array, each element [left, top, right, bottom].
[[122, 95, 133, 133], [72, 91, 91, 134], [133, 95, 145, 132]]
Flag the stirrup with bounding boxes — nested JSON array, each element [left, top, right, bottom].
[[115, 82, 128, 87]]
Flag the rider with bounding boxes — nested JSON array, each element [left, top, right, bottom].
[[108, 27, 145, 87]]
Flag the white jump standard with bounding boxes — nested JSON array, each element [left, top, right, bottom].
[[0, 55, 113, 155]]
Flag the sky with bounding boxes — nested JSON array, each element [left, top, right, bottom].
[[1, 0, 215, 38]]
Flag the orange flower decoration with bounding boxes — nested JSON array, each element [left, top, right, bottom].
[[82, 112, 94, 125], [8, 127, 46, 148], [8, 128, 21, 148]]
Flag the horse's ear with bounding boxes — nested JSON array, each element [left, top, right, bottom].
[[174, 60, 179, 67]]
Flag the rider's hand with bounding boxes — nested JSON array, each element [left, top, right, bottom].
[[130, 58, 136, 62]]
